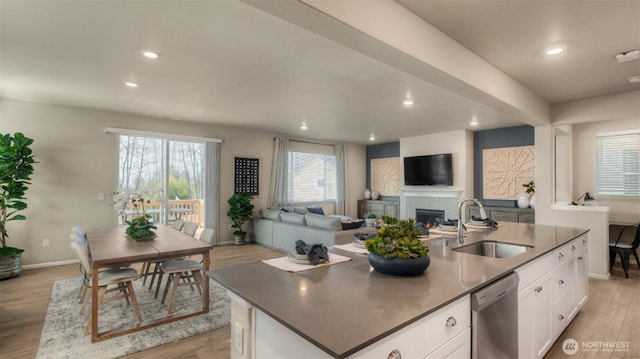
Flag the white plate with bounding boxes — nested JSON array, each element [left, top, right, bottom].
[[438, 225, 457, 232], [287, 253, 326, 264], [352, 239, 366, 248], [289, 250, 308, 260]]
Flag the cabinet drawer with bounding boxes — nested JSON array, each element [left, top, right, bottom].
[[490, 211, 518, 223], [350, 318, 424, 359], [516, 254, 554, 291], [424, 295, 471, 355], [552, 265, 567, 301], [552, 296, 567, 337], [554, 239, 578, 266], [369, 203, 385, 212]]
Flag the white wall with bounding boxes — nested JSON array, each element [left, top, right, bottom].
[[572, 117, 640, 223], [0, 98, 365, 265], [400, 129, 473, 196]]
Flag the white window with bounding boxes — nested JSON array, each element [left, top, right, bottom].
[[596, 129, 640, 196], [286, 141, 337, 203]]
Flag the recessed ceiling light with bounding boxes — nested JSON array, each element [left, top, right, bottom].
[[124, 81, 139, 88], [545, 46, 566, 55], [628, 75, 640, 83], [141, 50, 160, 59], [470, 119, 479, 126], [300, 122, 308, 130], [403, 98, 414, 106], [369, 134, 376, 141]]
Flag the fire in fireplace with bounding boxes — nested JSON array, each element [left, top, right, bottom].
[[415, 208, 445, 228]]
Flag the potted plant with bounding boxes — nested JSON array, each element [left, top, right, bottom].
[[124, 197, 157, 241], [365, 218, 430, 276], [0, 132, 36, 280], [365, 213, 377, 227], [226, 192, 254, 245]]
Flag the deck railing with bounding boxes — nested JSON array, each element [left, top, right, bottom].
[[120, 199, 204, 227]]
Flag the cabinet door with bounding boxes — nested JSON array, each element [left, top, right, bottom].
[[534, 274, 553, 359], [518, 272, 553, 359], [425, 328, 470, 359], [349, 319, 425, 359], [575, 248, 588, 309]]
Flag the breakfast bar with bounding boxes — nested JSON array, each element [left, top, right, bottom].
[[208, 222, 589, 358]]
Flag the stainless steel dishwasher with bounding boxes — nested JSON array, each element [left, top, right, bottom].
[[471, 272, 519, 359]]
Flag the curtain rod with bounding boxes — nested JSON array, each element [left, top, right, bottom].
[[276, 135, 346, 146]]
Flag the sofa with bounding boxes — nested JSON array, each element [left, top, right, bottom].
[[250, 207, 377, 253]]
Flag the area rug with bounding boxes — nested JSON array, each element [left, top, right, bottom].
[[36, 276, 230, 359]]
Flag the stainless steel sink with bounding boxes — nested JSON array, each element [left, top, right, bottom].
[[453, 241, 533, 259]]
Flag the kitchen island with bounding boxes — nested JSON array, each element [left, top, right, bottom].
[[207, 222, 589, 359]]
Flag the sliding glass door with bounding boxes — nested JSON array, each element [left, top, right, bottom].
[[118, 135, 205, 228]]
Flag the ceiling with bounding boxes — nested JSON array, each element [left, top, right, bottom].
[[1, 0, 638, 145]]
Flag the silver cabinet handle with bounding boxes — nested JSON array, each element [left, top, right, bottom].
[[558, 314, 565, 320], [578, 256, 583, 260], [582, 238, 587, 244], [571, 245, 576, 251], [558, 252, 564, 259], [446, 316, 457, 327], [558, 279, 564, 285], [388, 349, 401, 359], [535, 286, 543, 293]]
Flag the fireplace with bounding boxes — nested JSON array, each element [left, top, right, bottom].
[[416, 208, 445, 228]]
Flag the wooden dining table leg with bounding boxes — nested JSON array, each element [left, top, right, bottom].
[[91, 265, 99, 342], [202, 249, 210, 312]]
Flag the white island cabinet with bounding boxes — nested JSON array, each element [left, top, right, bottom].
[[231, 294, 471, 359], [516, 233, 589, 359]]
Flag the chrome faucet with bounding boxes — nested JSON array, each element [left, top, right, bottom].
[[457, 198, 487, 244]]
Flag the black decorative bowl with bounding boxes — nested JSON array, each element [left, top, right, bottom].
[[368, 253, 430, 276]]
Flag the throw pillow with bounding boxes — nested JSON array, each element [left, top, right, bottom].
[[304, 213, 342, 231], [280, 212, 306, 225], [293, 207, 309, 215], [260, 209, 282, 221], [306, 205, 325, 215]]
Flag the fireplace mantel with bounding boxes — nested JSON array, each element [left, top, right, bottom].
[[400, 188, 463, 199]]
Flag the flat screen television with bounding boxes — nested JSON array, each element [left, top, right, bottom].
[[403, 153, 453, 186]]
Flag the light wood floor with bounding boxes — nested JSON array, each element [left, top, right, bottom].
[[1, 244, 638, 359]]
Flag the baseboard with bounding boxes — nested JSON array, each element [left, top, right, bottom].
[[22, 259, 78, 270], [588, 272, 610, 280]]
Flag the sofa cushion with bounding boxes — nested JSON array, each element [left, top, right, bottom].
[[260, 209, 282, 221], [293, 207, 309, 215], [281, 207, 293, 213], [306, 205, 325, 215], [280, 212, 306, 225], [305, 213, 342, 231]]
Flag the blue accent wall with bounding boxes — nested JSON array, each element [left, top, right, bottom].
[[474, 125, 535, 207], [366, 142, 400, 201]]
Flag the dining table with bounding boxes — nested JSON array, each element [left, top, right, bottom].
[[86, 225, 211, 343]]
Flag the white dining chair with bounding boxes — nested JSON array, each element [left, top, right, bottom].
[[154, 228, 215, 314], [70, 240, 143, 335], [171, 219, 185, 231], [183, 221, 198, 237]]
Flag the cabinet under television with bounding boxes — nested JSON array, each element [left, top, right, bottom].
[[358, 200, 400, 220]]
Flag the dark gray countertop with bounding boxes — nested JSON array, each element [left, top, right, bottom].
[[207, 222, 588, 358]]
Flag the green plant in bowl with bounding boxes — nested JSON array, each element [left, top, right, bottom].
[[365, 218, 429, 259]]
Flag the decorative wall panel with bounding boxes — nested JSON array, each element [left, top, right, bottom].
[[371, 157, 400, 196], [234, 157, 259, 195], [483, 146, 534, 200]]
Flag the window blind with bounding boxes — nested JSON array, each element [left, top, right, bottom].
[[596, 129, 640, 196]]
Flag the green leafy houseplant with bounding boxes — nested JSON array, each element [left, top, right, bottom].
[[124, 197, 157, 240], [226, 193, 254, 242], [365, 218, 429, 259], [365, 213, 377, 219], [0, 132, 36, 257]]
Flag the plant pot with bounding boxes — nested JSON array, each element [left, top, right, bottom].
[[368, 253, 430, 276], [365, 218, 375, 227], [0, 253, 22, 280], [233, 234, 246, 245]]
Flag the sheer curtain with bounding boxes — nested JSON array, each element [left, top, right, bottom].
[[334, 144, 347, 215], [268, 136, 289, 209]]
